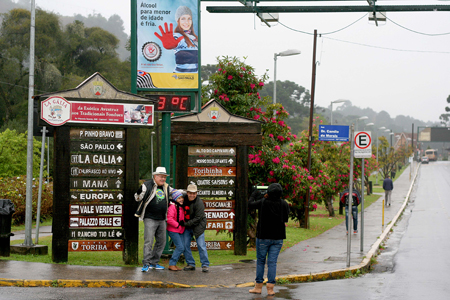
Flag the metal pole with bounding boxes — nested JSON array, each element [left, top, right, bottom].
[[24, 0, 36, 247], [151, 131, 155, 173], [330, 102, 333, 125], [347, 124, 355, 268], [376, 131, 379, 185], [46, 136, 49, 182], [360, 158, 364, 252], [35, 127, 46, 244], [273, 54, 277, 104], [304, 29, 318, 230]]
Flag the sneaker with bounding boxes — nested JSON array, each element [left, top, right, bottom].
[[183, 265, 196, 271], [150, 264, 165, 270], [141, 265, 150, 272], [354, 230, 358, 234], [202, 266, 209, 273]]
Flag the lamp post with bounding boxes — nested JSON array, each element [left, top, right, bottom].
[[330, 100, 347, 125], [364, 122, 374, 130], [355, 116, 368, 131], [273, 49, 301, 104], [376, 126, 386, 185]]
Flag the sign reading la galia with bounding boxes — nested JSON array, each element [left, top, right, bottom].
[[41, 96, 72, 126]]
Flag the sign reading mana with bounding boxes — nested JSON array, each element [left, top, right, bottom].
[[70, 178, 123, 189]]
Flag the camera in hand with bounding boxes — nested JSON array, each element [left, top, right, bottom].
[[253, 185, 268, 195]]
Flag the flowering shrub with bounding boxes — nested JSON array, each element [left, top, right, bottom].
[[0, 176, 53, 225]]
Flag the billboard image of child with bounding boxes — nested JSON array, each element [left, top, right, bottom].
[[137, 0, 199, 90]]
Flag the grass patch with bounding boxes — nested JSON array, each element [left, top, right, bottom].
[[4, 194, 382, 268]]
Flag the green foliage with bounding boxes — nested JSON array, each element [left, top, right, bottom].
[[0, 175, 53, 225], [0, 129, 45, 177]]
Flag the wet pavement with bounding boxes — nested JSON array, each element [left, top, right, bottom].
[[0, 164, 420, 288]]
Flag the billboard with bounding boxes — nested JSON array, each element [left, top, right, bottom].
[[418, 127, 450, 142], [136, 0, 199, 90]]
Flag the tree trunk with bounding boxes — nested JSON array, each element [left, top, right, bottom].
[[326, 196, 335, 217]]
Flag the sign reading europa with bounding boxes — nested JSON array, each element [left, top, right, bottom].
[[41, 96, 154, 126]]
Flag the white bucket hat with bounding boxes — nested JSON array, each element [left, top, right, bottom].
[[186, 183, 198, 193], [152, 166, 169, 176]]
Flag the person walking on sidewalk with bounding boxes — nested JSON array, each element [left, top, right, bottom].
[[248, 183, 289, 296], [166, 190, 186, 271], [179, 183, 210, 273], [383, 175, 394, 206], [340, 187, 361, 234], [134, 166, 178, 272]]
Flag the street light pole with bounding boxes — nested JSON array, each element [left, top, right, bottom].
[[376, 126, 386, 185], [273, 49, 301, 104], [355, 116, 368, 131], [330, 100, 346, 125]]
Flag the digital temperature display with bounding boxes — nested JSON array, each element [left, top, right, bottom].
[[151, 95, 191, 112]]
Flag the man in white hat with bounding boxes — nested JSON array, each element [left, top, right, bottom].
[[135, 166, 180, 271], [178, 183, 210, 272]]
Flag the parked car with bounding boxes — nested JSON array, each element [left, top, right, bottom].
[[421, 156, 429, 164]]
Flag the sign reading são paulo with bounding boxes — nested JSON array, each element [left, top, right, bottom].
[[41, 96, 154, 126]]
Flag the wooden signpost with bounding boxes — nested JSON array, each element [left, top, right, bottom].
[[172, 100, 262, 255], [36, 73, 155, 263]]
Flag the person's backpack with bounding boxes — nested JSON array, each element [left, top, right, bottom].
[[340, 190, 361, 206]]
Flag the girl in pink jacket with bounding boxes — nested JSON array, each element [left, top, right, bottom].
[[167, 191, 186, 271]]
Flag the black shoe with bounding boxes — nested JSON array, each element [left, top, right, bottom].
[[183, 265, 195, 271], [202, 266, 209, 273]]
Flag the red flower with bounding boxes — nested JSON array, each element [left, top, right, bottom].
[[228, 75, 233, 80]]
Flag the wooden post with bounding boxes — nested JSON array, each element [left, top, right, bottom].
[[234, 146, 248, 255], [123, 128, 139, 264], [52, 126, 70, 263]]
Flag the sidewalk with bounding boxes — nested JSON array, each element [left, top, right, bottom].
[[0, 165, 419, 288]]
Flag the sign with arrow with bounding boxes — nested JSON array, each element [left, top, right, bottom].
[[69, 216, 122, 228], [70, 154, 124, 165], [188, 177, 235, 187], [70, 141, 125, 153], [203, 200, 235, 209], [70, 178, 124, 189], [69, 229, 123, 240], [188, 146, 236, 156], [206, 220, 234, 230], [204, 209, 235, 220], [69, 204, 123, 216], [198, 188, 235, 198], [188, 167, 236, 177], [190, 241, 234, 251], [70, 166, 124, 177], [68, 240, 124, 252], [70, 191, 124, 202], [188, 156, 236, 166], [70, 128, 125, 140]]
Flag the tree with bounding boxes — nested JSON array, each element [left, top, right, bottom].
[[439, 95, 450, 126]]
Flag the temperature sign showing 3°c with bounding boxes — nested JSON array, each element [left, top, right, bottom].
[[354, 131, 372, 158]]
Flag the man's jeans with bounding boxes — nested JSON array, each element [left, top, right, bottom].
[[345, 206, 358, 231], [385, 190, 392, 206], [183, 229, 210, 267], [255, 238, 283, 284], [143, 218, 166, 265], [168, 231, 184, 266]]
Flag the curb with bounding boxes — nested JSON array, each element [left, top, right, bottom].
[[274, 163, 421, 284]]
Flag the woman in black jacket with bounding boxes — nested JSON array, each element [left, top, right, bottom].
[[248, 183, 289, 296]]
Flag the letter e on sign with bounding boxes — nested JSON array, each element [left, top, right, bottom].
[[354, 131, 372, 158]]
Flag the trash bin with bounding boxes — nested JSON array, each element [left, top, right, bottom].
[[368, 181, 373, 195], [0, 199, 15, 257]]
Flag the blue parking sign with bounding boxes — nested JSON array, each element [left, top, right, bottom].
[[318, 125, 350, 142]]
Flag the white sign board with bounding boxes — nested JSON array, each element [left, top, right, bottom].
[[354, 131, 372, 158]]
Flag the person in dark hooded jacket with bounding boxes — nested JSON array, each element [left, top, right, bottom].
[[248, 183, 289, 296]]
